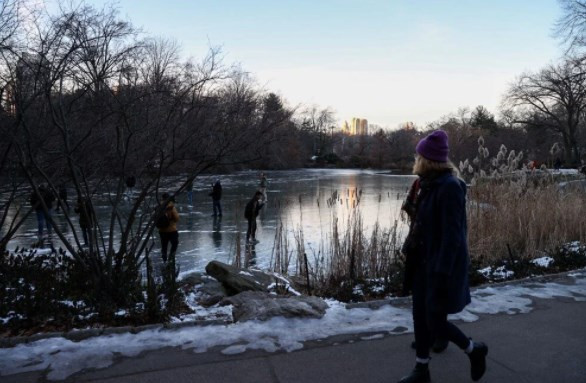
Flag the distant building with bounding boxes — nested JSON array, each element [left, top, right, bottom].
[[341, 117, 369, 136], [400, 122, 416, 130], [351, 118, 360, 135], [359, 119, 368, 135]]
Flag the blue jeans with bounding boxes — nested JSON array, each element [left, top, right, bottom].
[[213, 200, 222, 216], [36, 209, 52, 238], [187, 191, 193, 206]]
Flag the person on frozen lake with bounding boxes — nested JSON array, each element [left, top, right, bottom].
[[156, 193, 180, 263], [75, 197, 95, 247], [244, 191, 264, 244], [209, 180, 222, 217], [186, 178, 194, 207], [259, 172, 268, 202], [397, 130, 488, 383], [30, 184, 55, 243]]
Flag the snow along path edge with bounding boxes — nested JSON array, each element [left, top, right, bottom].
[[0, 269, 585, 380], [1, 268, 584, 349]]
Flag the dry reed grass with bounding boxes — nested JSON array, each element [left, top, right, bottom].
[[301, 205, 405, 299], [468, 178, 586, 263], [260, 188, 406, 299], [237, 168, 585, 301], [302, 175, 586, 299]]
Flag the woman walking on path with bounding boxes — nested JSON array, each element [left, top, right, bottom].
[[397, 130, 488, 383], [402, 178, 449, 354]]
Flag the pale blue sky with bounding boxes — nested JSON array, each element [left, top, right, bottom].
[[82, 0, 563, 128]]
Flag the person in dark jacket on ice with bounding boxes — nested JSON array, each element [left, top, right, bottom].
[[244, 191, 264, 244], [209, 180, 222, 217], [30, 185, 55, 242], [397, 130, 488, 383], [75, 197, 95, 247]]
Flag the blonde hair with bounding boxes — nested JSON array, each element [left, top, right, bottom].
[[413, 155, 460, 177]]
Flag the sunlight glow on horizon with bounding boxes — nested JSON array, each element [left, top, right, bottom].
[[80, 0, 564, 129]]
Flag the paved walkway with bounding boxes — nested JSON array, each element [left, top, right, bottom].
[[3, 289, 586, 382]]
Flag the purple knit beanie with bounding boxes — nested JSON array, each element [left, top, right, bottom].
[[416, 130, 449, 162]]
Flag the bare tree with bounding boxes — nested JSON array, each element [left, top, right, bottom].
[[1, 3, 283, 318], [0, 0, 21, 52], [63, 4, 140, 94], [555, 0, 586, 52], [141, 37, 180, 91], [0, 0, 57, 252], [300, 105, 336, 156], [503, 56, 586, 165]]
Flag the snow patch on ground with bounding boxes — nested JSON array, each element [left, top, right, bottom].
[[1, 270, 585, 381], [361, 334, 385, 341], [564, 241, 585, 253], [352, 285, 364, 296], [477, 265, 514, 280], [551, 169, 579, 175], [531, 257, 555, 268], [171, 291, 233, 323]]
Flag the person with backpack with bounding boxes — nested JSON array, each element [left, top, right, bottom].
[[244, 191, 264, 244], [209, 180, 222, 217], [397, 130, 488, 383], [30, 184, 55, 242], [157, 193, 179, 262]]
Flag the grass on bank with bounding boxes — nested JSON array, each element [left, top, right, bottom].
[[267, 172, 586, 302]]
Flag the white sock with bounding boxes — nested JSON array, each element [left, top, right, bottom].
[[465, 340, 474, 354], [416, 357, 430, 364]]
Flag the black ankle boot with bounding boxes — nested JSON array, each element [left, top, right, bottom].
[[397, 362, 431, 383], [468, 342, 488, 381]]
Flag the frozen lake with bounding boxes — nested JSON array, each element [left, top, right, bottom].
[[2, 169, 414, 276]]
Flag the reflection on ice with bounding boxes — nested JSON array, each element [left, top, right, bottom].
[[3, 169, 413, 276]]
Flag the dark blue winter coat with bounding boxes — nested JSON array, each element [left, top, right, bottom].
[[413, 171, 471, 314]]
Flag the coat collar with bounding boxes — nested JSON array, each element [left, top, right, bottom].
[[420, 170, 453, 189]]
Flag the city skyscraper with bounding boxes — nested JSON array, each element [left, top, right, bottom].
[[359, 119, 368, 135], [351, 118, 360, 135], [341, 117, 369, 135]]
